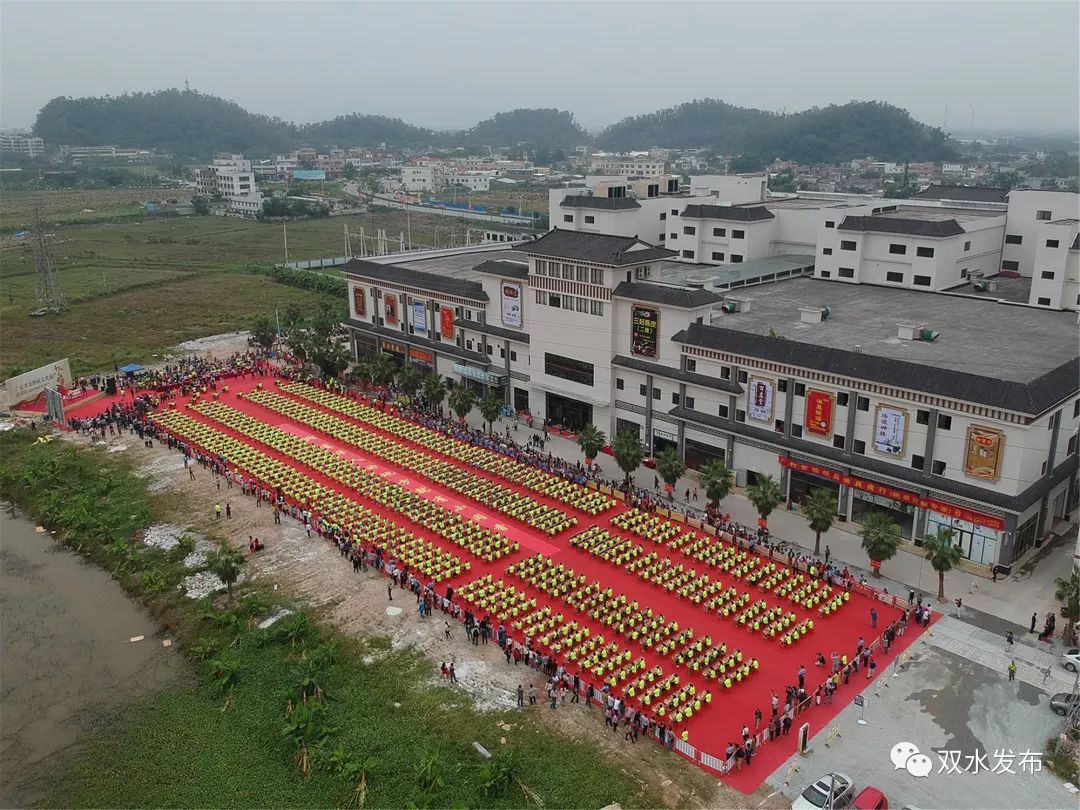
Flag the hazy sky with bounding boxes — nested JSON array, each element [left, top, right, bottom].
[[2, 1, 1078, 134]]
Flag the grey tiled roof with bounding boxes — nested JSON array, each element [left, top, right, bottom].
[[472, 260, 529, 280], [668, 405, 1077, 514], [837, 215, 965, 238], [672, 323, 1078, 415], [513, 228, 675, 266], [681, 204, 776, 222], [612, 281, 723, 308], [613, 355, 743, 394], [912, 185, 1009, 203], [560, 196, 642, 210], [343, 259, 488, 301], [454, 318, 530, 344], [346, 318, 489, 364]]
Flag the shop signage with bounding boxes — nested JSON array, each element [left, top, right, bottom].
[[747, 377, 774, 422], [441, 308, 455, 339], [384, 294, 398, 325], [778, 456, 1005, 530], [628, 306, 657, 358], [452, 363, 508, 386], [412, 301, 427, 332], [873, 404, 907, 456], [409, 348, 433, 366], [501, 282, 523, 328], [352, 286, 366, 317], [964, 425, 1004, 481], [380, 340, 405, 356], [805, 389, 833, 436]]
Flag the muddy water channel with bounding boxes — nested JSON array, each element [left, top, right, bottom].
[[0, 508, 183, 806]]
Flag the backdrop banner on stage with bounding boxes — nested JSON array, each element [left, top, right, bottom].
[[6, 358, 72, 406]]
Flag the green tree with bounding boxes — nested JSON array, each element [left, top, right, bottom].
[[656, 446, 686, 498], [803, 487, 837, 556], [448, 382, 476, 423], [363, 351, 396, 390], [612, 430, 645, 487], [191, 195, 210, 215], [281, 301, 304, 331], [478, 390, 504, 433], [699, 460, 734, 508], [421, 373, 446, 414], [859, 511, 901, 577], [921, 524, 964, 602], [1054, 569, 1080, 645], [205, 541, 245, 601], [576, 424, 606, 464], [395, 363, 422, 398], [249, 314, 277, 349], [287, 302, 350, 377], [746, 474, 783, 528]]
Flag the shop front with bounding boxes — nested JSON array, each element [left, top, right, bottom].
[[926, 510, 1001, 567], [513, 387, 530, 413], [452, 363, 507, 398], [380, 338, 407, 366], [408, 347, 434, 373], [353, 332, 378, 359], [684, 437, 724, 471], [545, 391, 592, 433], [788, 467, 840, 507], [652, 428, 678, 456], [851, 489, 915, 539]]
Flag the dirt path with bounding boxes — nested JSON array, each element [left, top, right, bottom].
[[66, 423, 787, 809]]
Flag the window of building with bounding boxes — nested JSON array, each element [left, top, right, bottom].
[[791, 383, 805, 397], [853, 439, 866, 454], [713, 227, 726, 237], [825, 220, 836, 228], [510, 350, 517, 361], [1073, 399, 1080, 419], [832, 434, 845, 449], [914, 275, 932, 286], [732, 229, 745, 239], [931, 459, 946, 475], [911, 454, 924, 470], [823, 247, 833, 255], [684, 395, 695, 409], [584, 215, 595, 224], [889, 243, 907, 255], [466, 340, 474, 350], [660, 212, 667, 221], [684, 357, 696, 372], [1041, 460, 1048, 475], [937, 413, 952, 430], [791, 423, 803, 438], [1041, 270, 1056, 280], [499, 346, 505, 358], [672, 392, 680, 405], [731, 254, 743, 263], [682, 249, 695, 259], [963, 240, 971, 251], [838, 266, 854, 278], [616, 378, 624, 390], [735, 409, 746, 423], [547, 293, 561, 308], [1068, 433, 1079, 455], [820, 270, 832, 278], [916, 410, 930, 425], [1046, 239, 1060, 248], [737, 370, 748, 384], [653, 388, 660, 400], [639, 384, 647, 397], [856, 396, 870, 411], [720, 367, 732, 380], [563, 214, 574, 223], [1002, 260, 1019, 271], [591, 268, 604, 284], [886, 271, 904, 283], [837, 392, 849, 407], [1037, 296, 1052, 306], [777, 380, 788, 393], [670, 232, 677, 240], [590, 300, 605, 316], [671, 209, 679, 216], [712, 251, 725, 261], [718, 403, 730, 419], [916, 246, 934, 258], [1004, 234, 1022, 245], [841, 240, 856, 251], [576, 266, 588, 282], [544, 352, 594, 386], [960, 269, 968, 279], [659, 233, 666, 241], [485, 344, 493, 355], [683, 226, 696, 235], [1036, 210, 1052, 221]]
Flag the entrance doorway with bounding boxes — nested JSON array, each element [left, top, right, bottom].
[[545, 392, 592, 432]]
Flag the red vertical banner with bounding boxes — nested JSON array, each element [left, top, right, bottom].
[[441, 307, 454, 339], [384, 294, 398, 325], [805, 389, 834, 436]]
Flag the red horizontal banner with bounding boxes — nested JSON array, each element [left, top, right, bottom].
[[778, 455, 1006, 531]]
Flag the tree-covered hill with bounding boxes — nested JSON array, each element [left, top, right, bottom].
[[300, 113, 434, 149], [454, 108, 589, 149]]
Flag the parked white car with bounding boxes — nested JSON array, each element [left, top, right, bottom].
[[792, 773, 855, 809], [1061, 648, 1080, 673]]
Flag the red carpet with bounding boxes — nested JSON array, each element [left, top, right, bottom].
[[145, 375, 928, 791]]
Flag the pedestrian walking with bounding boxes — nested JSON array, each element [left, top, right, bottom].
[[449, 663, 457, 684], [214, 501, 222, 519], [754, 707, 762, 730], [1042, 666, 1051, 684], [798, 664, 806, 688], [1007, 659, 1017, 681], [1030, 612, 1038, 634], [517, 684, 524, 708], [529, 684, 537, 705], [824, 545, 831, 564], [387, 583, 393, 601], [1005, 630, 1014, 653], [225, 502, 232, 519], [870, 607, 878, 628]]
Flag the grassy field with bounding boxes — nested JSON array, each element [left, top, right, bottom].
[[0, 187, 189, 229]]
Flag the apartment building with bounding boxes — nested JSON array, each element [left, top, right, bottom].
[[587, 152, 666, 177], [0, 132, 45, 158], [194, 154, 264, 219]]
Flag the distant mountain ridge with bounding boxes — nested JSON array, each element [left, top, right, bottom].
[[32, 89, 957, 163]]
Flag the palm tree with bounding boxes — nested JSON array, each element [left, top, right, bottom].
[[612, 430, 645, 487], [448, 381, 476, 423], [656, 446, 686, 500], [803, 487, 837, 556], [921, 525, 963, 602], [577, 424, 606, 464], [421, 373, 446, 414], [1054, 568, 1080, 645], [746, 474, 783, 529], [395, 363, 422, 398], [206, 541, 245, 601], [365, 352, 396, 390], [859, 511, 901, 577], [699, 460, 734, 509], [478, 391, 505, 433]]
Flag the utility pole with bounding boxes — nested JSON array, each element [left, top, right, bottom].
[[31, 207, 64, 314], [282, 219, 289, 262]]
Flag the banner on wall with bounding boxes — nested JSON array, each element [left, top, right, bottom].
[[352, 286, 366, 317], [501, 282, 523, 328], [441, 307, 455, 339], [873, 404, 907, 456], [805, 389, 834, 436], [384, 294, 398, 325], [747, 377, 774, 422], [630, 306, 659, 358], [964, 425, 1004, 481], [412, 301, 427, 332], [5, 358, 72, 405]]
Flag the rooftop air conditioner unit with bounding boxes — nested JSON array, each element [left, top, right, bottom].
[[972, 280, 988, 292], [918, 328, 940, 342], [721, 296, 752, 314]]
